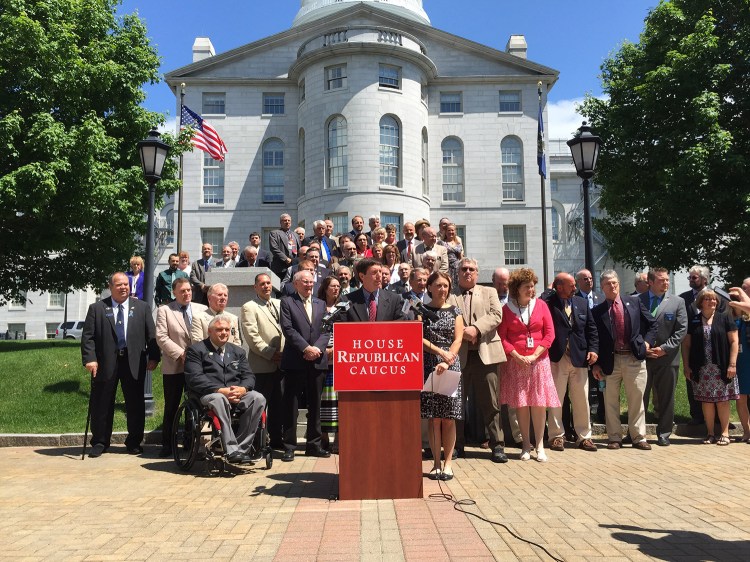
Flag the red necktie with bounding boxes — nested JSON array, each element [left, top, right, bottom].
[[368, 293, 377, 322], [611, 299, 626, 349]]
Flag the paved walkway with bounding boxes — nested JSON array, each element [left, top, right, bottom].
[[1, 438, 750, 561]]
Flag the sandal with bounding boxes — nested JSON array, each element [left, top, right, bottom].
[[428, 467, 442, 480], [717, 435, 731, 446], [703, 435, 716, 444]]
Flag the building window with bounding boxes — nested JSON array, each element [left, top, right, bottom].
[[325, 214, 349, 237], [499, 91, 521, 112], [503, 225, 526, 265], [9, 292, 27, 310], [46, 322, 58, 339], [7, 323, 25, 336], [263, 139, 284, 203], [299, 129, 306, 195], [551, 207, 560, 242], [442, 137, 464, 202], [379, 64, 401, 89], [263, 93, 285, 115], [48, 292, 65, 309], [202, 93, 225, 115], [202, 154, 224, 205], [325, 64, 347, 90], [421, 84, 428, 106], [422, 128, 429, 197], [299, 79, 306, 103], [550, 178, 558, 192], [379, 115, 400, 187], [501, 136, 524, 201], [380, 213, 403, 236], [456, 225, 467, 255], [201, 228, 224, 256], [440, 92, 462, 113], [327, 116, 348, 189]]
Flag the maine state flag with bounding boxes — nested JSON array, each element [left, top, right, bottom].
[[537, 90, 547, 179]]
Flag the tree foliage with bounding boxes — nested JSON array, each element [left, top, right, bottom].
[[0, 0, 190, 303], [580, 0, 750, 283]]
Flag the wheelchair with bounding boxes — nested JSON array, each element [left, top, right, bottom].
[[171, 395, 273, 473]]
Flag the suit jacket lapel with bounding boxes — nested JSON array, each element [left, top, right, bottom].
[[259, 300, 282, 334], [601, 301, 614, 340], [104, 297, 118, 338], [293, 294, 311, 325]]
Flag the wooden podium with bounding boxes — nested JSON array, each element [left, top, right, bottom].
[[334, 322, 424, 501]]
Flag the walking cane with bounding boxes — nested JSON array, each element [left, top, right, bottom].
[[81, 374, 94, 460]]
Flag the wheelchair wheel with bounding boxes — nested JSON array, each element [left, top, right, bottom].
[[172, 401, 200, 471], [265, 450, 273, 470]]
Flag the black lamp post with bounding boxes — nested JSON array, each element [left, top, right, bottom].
[[138, 128, 170, 417], [567, 121, 602, 291]]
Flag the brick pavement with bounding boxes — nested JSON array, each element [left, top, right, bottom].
[[1, 439, 750, 561]]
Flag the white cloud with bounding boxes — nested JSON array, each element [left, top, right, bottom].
[[158, 116, 178, 135], [547, 96, 609, 140]]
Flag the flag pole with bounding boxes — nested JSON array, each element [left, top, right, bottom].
[[538, 81, 549, 288], [176, 83, 185, 253]]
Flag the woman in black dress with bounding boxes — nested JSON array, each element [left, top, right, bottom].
[[420, 271, 464, 480]]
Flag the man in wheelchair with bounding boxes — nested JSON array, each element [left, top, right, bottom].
[[184, 314, 266, 465]]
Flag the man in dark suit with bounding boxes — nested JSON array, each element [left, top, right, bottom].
[[280, 259, 325, 297], [281, 247, 330, 289], [189, 243, 214, 305], [576, 268, 605, 426], [386, 263, 412, 296], [184, 314, 266, 465], [279, 270, 331, 461], [303, 220, 336, 266], [396, 222, 418, 263], [238, 232, 272, 267], [340, 258, 407, 322], [81, 272, 161, 457], [640, 268, 688, 446], [269, 213, 299, 280], [592, 270, 658, 450], [237, 246, 271, 269], [543, 273, 599, 453]]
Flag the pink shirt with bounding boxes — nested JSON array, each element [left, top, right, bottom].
[[498, 298, 555, 357]]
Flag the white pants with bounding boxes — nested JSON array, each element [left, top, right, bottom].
[[547, 354, 592, 442]]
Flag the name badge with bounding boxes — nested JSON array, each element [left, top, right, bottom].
[[526, 336, 534, 349]]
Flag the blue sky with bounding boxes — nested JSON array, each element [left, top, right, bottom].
[[119, 0, 658, 138]]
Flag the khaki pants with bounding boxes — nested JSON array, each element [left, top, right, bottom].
[[547, 354, 592, 442], [604, 354, 647, 443]]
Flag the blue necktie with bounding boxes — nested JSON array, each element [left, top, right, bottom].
[[116, 304, 126, 350], [321, 237, 331, 261]]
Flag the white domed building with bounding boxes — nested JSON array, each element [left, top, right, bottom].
[[165, 0, 559, 282]]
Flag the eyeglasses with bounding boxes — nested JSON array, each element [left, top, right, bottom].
[[460, 267, 477, 272], [688, 275, 701, 280]]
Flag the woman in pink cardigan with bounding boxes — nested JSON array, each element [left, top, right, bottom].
[[498, 268, 559, 462]]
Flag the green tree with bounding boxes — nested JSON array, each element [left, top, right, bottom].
[[0, 0, 189, 304], [580, 0, 750, 283]]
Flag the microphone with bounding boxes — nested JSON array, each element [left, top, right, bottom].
[[322, 300, 351, 324], [408, 297, 439, 323]]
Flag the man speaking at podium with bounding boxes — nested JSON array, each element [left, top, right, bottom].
[[341, 258, 407, 322]]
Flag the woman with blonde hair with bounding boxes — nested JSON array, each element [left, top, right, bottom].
[[126, 256, 145, 299]]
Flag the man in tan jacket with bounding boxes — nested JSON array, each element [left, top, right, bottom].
[[191, 283, 241, 346], [155, 277, 207, 457], [240, 273, 285, 448], [449, 257, 507, 463]]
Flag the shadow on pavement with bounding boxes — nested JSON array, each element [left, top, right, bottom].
[[34, 446, 86, 460], [250, 471, 338, 500], [602, 524, 750, 561]]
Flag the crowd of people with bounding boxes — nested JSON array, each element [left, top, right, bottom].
[[81, 213, 750, 480]]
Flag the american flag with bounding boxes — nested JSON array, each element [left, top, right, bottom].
[[180, 105, 228, 161]]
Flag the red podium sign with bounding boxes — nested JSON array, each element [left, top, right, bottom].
[[333, 321, 423, 392]]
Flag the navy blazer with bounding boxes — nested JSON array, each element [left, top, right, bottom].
[[592, 294, 658, 375], [279, 293, 329, 372], [184, 339, 255, 398], [341, 288, 407, 322], [126, 271, 144, 300], [543, 292, 599, 368]]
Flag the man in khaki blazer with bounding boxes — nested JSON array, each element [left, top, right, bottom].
[[191, 283, 241, 346], [240, 272, 285, 448], [155, 277, 207, 457], [411, 227, 449, 273], [448, 257, 508, 463]]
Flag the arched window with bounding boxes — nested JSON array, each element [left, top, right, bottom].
[[422, 128, 429, 196], [551, 206, 560, 241], [327, 116, 348, 188], [299, 129, 305, 195], [442, 137, 464, 202], [262, 139, 284, 203], [501, 136, 523, 201], [379, 115, 400, 187]]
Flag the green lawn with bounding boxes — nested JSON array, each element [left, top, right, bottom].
[[0, 340, 166, 433]]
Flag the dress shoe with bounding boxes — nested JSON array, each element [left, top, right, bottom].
[[633, 440, 652, 450], [549, 437, 565, 451], [158, 447, 173, 458], [657, 436, 670, 447], [454, 447, 464, 458], [226, 451, 253, 464], [607, 441, 621, 450], [428, 467, 442, 480], [578, 439, 597, 452], [126, 445, 143, 455], [282, 450, 295, 462], [439, 466, 454, 481], [491, 446, 508, 463], [306, 446, 331, 458], [88, 443, 106, 458]]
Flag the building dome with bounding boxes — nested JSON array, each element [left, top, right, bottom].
[[293, 0, 431, 27]]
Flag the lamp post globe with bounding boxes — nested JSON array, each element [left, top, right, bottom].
[[567, 121, 603, 290]]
